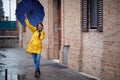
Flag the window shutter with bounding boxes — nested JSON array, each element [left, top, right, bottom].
[[97, 0, 103, 32], [82, 0, 89, 32]]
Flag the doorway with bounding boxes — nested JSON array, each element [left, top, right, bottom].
[[53, 0, 61, 59]]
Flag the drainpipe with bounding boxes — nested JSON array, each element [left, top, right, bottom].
[[16, 0, 23, 48], [17, 20, 23, 48]]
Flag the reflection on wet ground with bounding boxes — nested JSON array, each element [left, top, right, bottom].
[[0, 48, 96, 80], [0, 48, 33, 80]]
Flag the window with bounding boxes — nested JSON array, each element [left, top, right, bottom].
[[82, 0, 103, 32]]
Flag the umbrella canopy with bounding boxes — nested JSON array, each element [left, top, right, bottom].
[[16, 0, 45, 27]]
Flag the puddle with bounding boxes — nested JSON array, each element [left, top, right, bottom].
[[0, 53, 6, 59]]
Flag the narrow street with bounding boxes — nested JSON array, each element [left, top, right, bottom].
[[0, 48, 96, 80]]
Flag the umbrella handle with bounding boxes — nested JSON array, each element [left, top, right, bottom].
[[25, 14, 27, 19]]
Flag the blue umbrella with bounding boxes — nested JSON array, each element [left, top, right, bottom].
[[16, 0, 45, 27]]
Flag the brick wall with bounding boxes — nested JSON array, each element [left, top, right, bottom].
[[82, 32, 103, 79], [22, 27, 32, 49], [60, 0, 82, 71], [101, 0, 120, 80], [0, 37, 19, 48]]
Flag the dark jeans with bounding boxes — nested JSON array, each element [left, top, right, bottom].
[[32, 53, 41, 71]]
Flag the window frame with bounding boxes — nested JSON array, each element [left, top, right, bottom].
[[82, 0, 103, 32]]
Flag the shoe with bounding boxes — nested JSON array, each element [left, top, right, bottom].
[[34, 71, 37, 78], [37, 70, 41, 78]]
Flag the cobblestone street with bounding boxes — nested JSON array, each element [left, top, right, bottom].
[[0, 48, 96, 80]]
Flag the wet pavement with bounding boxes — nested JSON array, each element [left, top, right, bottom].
[[0, 48, 96, 80]]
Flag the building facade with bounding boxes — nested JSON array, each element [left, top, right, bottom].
[[18, 0, 120, 80]]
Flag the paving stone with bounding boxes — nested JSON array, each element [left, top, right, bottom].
[[0, 48, 96, 80]]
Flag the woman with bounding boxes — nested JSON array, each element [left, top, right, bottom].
[[25, 14, 45, 78]]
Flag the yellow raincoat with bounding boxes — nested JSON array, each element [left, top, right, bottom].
[[25, 18, 45, 54]]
